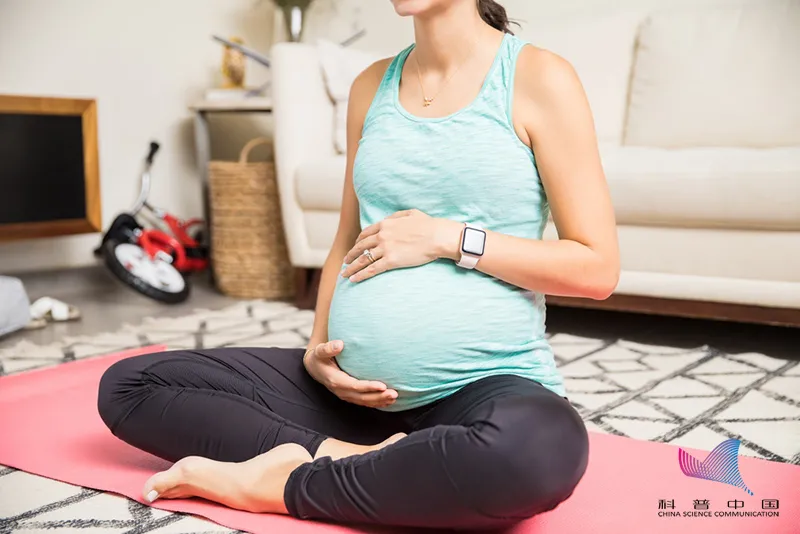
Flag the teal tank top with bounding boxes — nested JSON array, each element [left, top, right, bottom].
[[328, 33, 566, 411]]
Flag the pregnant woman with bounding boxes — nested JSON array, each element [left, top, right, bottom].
[[98, 0, 619, 529]]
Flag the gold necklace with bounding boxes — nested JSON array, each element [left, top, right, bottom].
[[413, 37, 479, 107]]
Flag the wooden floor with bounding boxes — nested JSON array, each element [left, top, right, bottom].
[[547, 294, 800, 328]]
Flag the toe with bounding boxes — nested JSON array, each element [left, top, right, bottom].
[[143, 462, 187, 503], [143, 488, 159, 503]]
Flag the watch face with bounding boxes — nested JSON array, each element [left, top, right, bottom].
[[462, 228, 486, 256]]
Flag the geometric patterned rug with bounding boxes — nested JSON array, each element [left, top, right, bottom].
[[1, 300, 798, 533]]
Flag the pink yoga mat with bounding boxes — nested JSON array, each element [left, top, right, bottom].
[[0, 347, 798, 533]]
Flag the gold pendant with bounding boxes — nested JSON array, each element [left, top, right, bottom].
[[423, 98, 433, 107]]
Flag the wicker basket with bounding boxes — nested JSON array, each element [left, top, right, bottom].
[[208, 138, 295, 299]]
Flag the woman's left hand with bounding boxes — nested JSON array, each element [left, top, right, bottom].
[[342, 209, 463, 282]]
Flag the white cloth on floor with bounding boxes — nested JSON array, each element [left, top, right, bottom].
[[0, 276, 31, 337]]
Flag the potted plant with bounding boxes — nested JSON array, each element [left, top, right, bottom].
[[273, 0, 314, 42]]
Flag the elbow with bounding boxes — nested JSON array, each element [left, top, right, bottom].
[[584, 263, 620, 301], [589, 277, 618, 301]]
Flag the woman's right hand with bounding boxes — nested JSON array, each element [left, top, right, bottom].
[[303, 340, 399, 408]]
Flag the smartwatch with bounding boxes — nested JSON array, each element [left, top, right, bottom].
[[456, 223, 486, 269]]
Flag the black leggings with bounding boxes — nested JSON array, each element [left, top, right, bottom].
[[97, 347, 589, 530]]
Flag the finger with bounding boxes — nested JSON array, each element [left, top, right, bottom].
[[315, 340, 344, 359], [342, 246, 383, 279], [355, 222, 380, 243], [329, 371, 389, 393], [348, 258, 390, 283], [343, 236, 380, 266], [341, 390, 399, 408], [341, 253, 369, 279]]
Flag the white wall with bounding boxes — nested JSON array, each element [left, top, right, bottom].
[[0, 0, 275, 272], [300, 0, 776, 53]]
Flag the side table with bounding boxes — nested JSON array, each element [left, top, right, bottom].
[[189, 98, 273, 287]]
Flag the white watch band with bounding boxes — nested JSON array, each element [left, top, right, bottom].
[[456, 252, 480, 269], [456, 223, 484, 270]]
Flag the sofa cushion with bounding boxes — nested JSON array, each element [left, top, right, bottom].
[[295, 148, 800, 232], [520, 12, 644, 145], [295, 156, 347, 211], [602, 147, 800, 230], [625, 2, 800, 148], [317, 40, 382, 154]]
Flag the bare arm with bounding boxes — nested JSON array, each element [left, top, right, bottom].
[[302, 58, 400, 409], [306, 59, 392, 349], [453, 47, 620, 299], [343, 47, 620, 300]]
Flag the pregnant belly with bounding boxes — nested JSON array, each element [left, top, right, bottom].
[[327, 260, 548, 405]]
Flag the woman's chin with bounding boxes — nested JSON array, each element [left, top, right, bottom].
[[390, 0, 437, 17]]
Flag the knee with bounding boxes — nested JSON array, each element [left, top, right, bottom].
[[97, 353, 159, 432], [470, 395, 589, 519], [505, 432, 588, 516]]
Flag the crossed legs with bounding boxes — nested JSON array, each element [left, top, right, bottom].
[[98, 347, 588, 529]]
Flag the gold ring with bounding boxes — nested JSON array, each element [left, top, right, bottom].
[[362, 249, 376, 263]]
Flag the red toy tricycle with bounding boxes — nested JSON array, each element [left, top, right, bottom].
[[96, 142, 209, 304]]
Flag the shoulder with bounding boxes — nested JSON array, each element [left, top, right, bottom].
[[349, 56, 395, 105], [345, 56, 394, 131], [514, 45, 586, 108], [345, 55, 398, 137]]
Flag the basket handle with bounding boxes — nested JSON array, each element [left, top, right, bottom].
[[239, 137, 272, 164]]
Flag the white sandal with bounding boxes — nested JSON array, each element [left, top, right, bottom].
[[29, 297, 82, 323]]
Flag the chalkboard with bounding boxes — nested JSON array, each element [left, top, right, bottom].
[[0, 95, 100, 242], [0, 114, 87, 225]]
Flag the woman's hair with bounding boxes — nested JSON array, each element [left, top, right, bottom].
[[477, 0, 515, 34]]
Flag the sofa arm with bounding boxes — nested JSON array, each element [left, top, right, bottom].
[[271, 42, 337, 266]]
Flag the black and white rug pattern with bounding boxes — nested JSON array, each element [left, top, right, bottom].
[[1, 300, 798, 533]]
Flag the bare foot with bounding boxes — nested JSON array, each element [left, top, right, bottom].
[[314, 432, 408, 461], [142, 443, 312, 513]]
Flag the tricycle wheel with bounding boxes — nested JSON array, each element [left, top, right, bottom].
[[103, 239, 190, 304]]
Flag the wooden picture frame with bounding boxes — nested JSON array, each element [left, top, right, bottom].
[[0, 94, 101, 242]]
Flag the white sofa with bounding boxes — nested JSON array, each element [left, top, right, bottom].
[[271, 3, 800, 320]]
